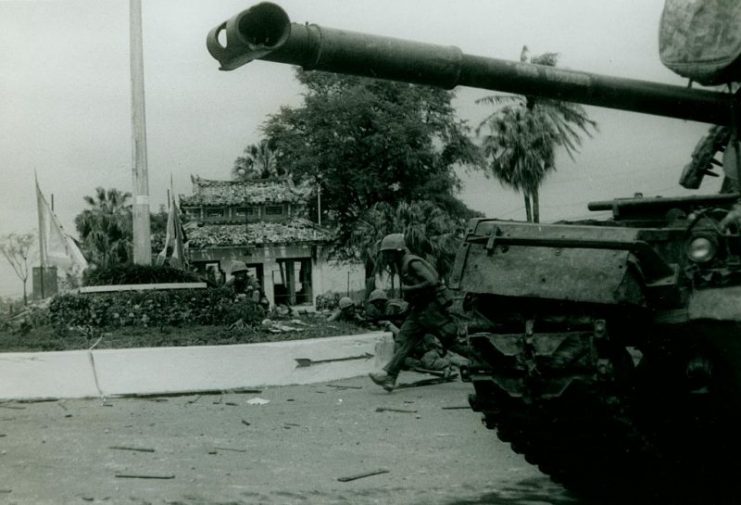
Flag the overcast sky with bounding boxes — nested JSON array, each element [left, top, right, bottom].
[[0, 0, 720, 297]]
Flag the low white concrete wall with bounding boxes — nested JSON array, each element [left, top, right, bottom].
[[0, 332, 394, 401]]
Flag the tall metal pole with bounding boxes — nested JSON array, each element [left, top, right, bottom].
[[130, 0, 151, 265], [35, 179, 47, 300]]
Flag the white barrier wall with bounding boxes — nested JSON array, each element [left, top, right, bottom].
[[0, 332, 394, 401]]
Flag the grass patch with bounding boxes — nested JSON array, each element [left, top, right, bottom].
[[0, 317, 371, 353]]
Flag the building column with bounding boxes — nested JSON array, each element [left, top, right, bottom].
[[262, 246, 275, 307], [311, 245, 324, 307]]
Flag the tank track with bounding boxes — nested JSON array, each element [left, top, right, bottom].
[[465, 330, 740, 503]]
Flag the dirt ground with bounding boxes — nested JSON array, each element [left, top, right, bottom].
[[0, 374, 580, 505]]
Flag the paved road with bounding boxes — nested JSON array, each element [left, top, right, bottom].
[[0, 374, 580, 504]]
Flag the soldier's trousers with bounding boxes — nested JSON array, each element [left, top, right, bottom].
[[383, 299, 459, 378]]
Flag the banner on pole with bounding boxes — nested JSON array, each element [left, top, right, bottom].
[[36, 178, 88, 277]]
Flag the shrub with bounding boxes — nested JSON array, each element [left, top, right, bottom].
[[82, 264, 202, 286], [49, 287, 263, 334]]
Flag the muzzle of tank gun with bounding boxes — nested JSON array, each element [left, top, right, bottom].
[[207, 3, 292, 71], [206, 2, 464, 88]]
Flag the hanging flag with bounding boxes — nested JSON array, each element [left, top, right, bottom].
[[35, 177, 89, 277], [156, 188, 187, 269]]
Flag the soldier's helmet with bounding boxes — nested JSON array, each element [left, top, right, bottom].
[[230, 261, 248, 275], [368, 289, 388, 303], [379, 233, 407, 252], [338, 296, 354, 310]]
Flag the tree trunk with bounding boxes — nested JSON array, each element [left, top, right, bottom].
[[532, 187, 540, 223], [524, 192, 533, 222], [364, 257, 376, 300], [22, 279, 27, 306]]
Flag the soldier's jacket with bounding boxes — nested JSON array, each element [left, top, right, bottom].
[[400, 254, 454, 308]]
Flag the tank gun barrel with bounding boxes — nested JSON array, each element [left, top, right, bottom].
[[207, 2, 735, 125]]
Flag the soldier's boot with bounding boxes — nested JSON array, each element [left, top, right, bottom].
[[369, 371, 397, 392]]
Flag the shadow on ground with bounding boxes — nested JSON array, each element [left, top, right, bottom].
[[441, 477, 583, 505]]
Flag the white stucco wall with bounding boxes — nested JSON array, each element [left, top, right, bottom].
[[313, 260, 365, 299]]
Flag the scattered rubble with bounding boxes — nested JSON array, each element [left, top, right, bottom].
[[337, 469, 390, 482], [214, 447, 248, 453], [114, 474, 174, 480], [375, 407, 417, 414], [109, 446, 156, 453]]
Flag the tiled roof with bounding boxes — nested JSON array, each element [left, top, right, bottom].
[[180, 175, 313, 206], [185, 219, 335, 248]]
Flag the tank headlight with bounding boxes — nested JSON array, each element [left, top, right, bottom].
[[687, 237, 717, 263]]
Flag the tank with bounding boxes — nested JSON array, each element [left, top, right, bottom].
[[207, 3, 741, 501]]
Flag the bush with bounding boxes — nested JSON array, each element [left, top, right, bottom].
[[82, 264, 202, 286], [49, 287, 264, 334]]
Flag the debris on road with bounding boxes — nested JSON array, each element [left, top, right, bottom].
[[115, 474, 174, 480], [337, 469, 390, 482], [327, 384, 362, 390], [225, 402, 238, 406], [375, 407, 418, 414], [295, 353, 373, 368], [246, 397, 270, 405], [214, 447, 248, 453], [109, 446, 156, 453], [442, 406, 471, 410], [241, 419, 251, 426]]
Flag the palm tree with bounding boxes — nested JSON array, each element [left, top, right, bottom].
[[233, 139, 282, 180], [82, 187, 132, 216], [476, 48, 598, 222], [74, 188, 132, 268]]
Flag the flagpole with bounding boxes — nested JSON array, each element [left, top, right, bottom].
[[130, 0, 152, 265], [35, 175, 47, 299]]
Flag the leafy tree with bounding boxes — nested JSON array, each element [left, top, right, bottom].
[[232, 139, 283, 180], [351, 201, 466, 293], [0, 232, 35, 305], [476, 48, 598, 222], [262, 71, 481, 256], [74, 188, 132, 268]]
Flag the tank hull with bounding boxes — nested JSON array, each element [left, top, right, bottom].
[[459, 217, 741, 501]]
